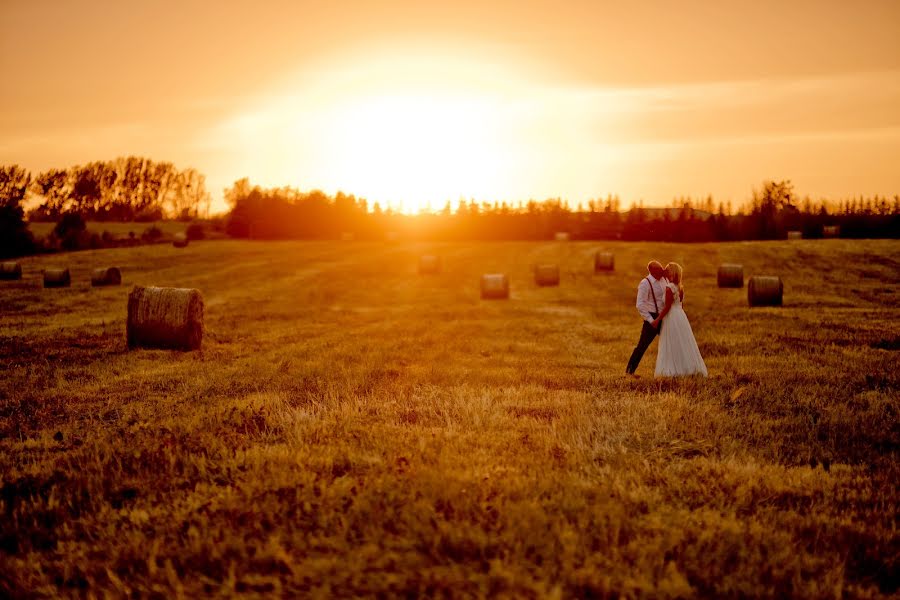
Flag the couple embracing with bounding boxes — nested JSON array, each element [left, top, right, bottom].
[[626, 261, 708, 378]]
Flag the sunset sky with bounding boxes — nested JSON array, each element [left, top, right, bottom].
[[2, 0, 899, 213]]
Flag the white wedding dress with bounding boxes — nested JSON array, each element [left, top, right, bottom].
[[655, 282, 708, 377]]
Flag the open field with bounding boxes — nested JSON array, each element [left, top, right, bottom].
[[1, 239, 898, 597]]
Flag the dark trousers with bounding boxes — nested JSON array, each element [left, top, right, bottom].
[[626, 313, 659, 374]]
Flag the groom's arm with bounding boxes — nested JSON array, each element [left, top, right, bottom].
[[636, 279, 654, 323], [653, 287, 675, 327]]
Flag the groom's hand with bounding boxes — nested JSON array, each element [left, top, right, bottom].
[[651, 318, 660, 329]]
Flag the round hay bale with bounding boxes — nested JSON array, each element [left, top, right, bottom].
[[480, 274, 509, 300], [172, 232, 189, 248], [594, 251, 614, 272], [748, 276, 783, 307], [554, 232, 570, 241], [0, 261, 22, 281], [534, 264, 560, 286], [91, 267, 122, 287], [787, 230, 803, 240], [340, 232, 355, 241], [43, 268, 71, 288], [823, 225, 840, 238], [385, 231, 399, 242], [127, 286, 204, 350], [418, 255, 441, 275], [717, 264, 744, 288]]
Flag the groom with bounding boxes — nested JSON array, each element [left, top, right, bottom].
[[625, 260, 667, 377]]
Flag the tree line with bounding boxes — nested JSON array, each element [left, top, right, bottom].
[[12, 157, 211, 223], [3, 165, 898, 260], [0, 159, 211, 258], [225, 178, 900, 242]]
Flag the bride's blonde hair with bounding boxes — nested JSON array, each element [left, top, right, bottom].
[[665, 262, 684, 293]]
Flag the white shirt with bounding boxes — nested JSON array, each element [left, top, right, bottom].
[[636, 275, 667, 323]]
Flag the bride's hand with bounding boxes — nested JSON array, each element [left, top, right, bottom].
[[651, 318, 661, 328]]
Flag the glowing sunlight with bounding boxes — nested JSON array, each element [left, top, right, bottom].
[[316, 91, 512, 212], [207, 49, 603, 212]]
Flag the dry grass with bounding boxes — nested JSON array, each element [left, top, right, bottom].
[[0, 239, 898, 598]]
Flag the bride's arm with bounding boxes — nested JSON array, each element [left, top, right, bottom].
[[652, 288, 674, 327]]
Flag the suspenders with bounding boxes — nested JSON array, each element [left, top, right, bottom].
[[646, 276, 659, 314]]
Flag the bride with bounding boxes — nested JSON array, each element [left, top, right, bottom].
[[652, 263, 708, 377]]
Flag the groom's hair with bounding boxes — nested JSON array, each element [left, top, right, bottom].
[[647, 260, 663, 272]]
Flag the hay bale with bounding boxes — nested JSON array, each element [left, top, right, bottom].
[[823, 225, 840, 238], [748, 276, 783, 307], [534, 264, 560, 286], [91, 267, 122, 287], [717, 264, 744, 288], [0, 261, 22, 281], [554, 232, 570, 241], [340, 232, 355, 241], [787, 230, 803, 240], [43, 268, 71, 288], [480, 274, 509, 299], [385, 231, 399, 242], [127, 286, 204, 350], [594, 251, 614, 272], [172, 232, 189, 248], [418, 255, 441, 275]]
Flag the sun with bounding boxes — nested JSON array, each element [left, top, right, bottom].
[[317, 90, 510, 212], [212, 49, 541, 213]]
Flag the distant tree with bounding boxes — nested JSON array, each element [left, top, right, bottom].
[[70, 164, 103, 215], [141, 224, 164, 243], [28, 157, 211, 221], [225, 177, 253, 208], [750, 180, 794, 239], [185, 222, 205, 240], [119, 156, 148, 215], [143, 161, 177, 214], [30, 168, 70, 220], [53, 212, 88, 251], [0, 165, 36, 258], [165, 167, 211, 220], [178, 168, 212, 218], [0, 164, 31, 205]]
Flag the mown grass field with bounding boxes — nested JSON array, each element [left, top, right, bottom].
[[1, 239, 898, 598]]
